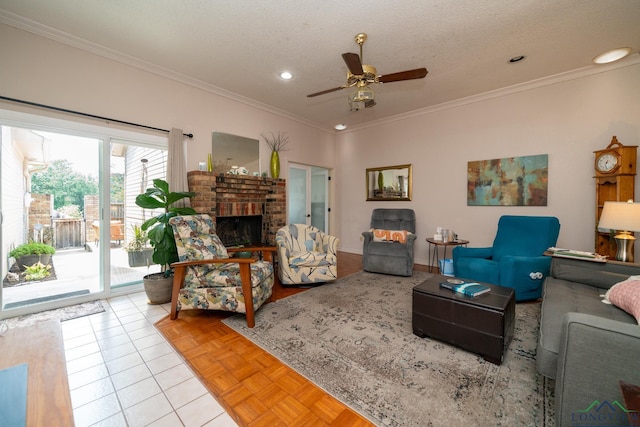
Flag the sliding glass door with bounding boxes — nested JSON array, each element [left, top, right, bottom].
[[0, 110, 166, 318], [1, 128, 102, 313], [109, 139, 164, 288]]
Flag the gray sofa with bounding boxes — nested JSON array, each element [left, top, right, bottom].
[[537, 256, 640, 426]]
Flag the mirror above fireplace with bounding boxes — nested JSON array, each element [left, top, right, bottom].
[[211, 131, 260, 174]]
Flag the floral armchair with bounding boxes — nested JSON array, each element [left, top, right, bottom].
[[275, 224, 339, 285], [168, 214, 275, 328]]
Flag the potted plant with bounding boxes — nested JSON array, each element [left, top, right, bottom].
[[135, 179, 196, 304], [9, 242, 56, 272], [232, 240, 254, 258], [124, 224, 155, 267], [23, 261, 52, 281]]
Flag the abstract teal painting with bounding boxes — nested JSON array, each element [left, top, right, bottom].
[[467, 154, 548, 206]]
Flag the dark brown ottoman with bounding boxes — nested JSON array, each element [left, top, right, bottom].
[[412, 274, 515, 364]]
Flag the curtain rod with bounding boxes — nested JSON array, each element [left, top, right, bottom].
[[0, 95, 194, 139]]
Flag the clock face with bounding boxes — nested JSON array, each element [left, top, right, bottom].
[[596, 152, 619, 173]]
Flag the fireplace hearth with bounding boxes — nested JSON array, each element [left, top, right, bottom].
[[216, 215, 263, 247], [187, 172, 286, 245]]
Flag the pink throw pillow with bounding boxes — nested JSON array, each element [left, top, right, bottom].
[[604, 278, 640, 324]]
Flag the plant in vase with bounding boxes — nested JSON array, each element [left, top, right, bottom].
[[124, 224, 155, 268], [261, 131, 289, 179], [9, 242, 56, 272], [232, 240, 254, 258], [135, 179, 196, 303]]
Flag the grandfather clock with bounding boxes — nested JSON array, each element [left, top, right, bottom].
[[594, 136, 637, 258]]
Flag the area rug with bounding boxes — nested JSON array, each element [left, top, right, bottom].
[[2, 300, 105, 329], [223, 271, 555, 426]]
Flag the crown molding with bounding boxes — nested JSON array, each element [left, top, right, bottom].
[[345, 53, 640, 133], [3, 10, 638, 136], [0, 11, 331, 134]]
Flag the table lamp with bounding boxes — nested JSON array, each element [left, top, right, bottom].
[[598, 200, 640, 262]]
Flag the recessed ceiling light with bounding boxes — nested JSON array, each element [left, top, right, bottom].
[[509, 55, 526, 63], [334, 124, 347, 131], [279, 71, 293, 80], [593, 47, 632, 64]]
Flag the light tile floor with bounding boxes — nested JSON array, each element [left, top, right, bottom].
[[62, 291, 238, 427]]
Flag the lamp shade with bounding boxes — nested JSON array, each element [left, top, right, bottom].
[[598, 201, 640, 232]]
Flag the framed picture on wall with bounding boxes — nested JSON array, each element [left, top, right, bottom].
[[467, 154, 548, 206], [366, 164, 412, 201]]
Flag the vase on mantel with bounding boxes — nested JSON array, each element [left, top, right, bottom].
[[270, 150, 280, 178]]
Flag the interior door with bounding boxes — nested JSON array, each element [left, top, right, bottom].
[[288, 163, 329, 231], [288, 165, 308, 225]]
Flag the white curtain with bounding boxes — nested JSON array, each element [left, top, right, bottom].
[[167, 128, 190, 207]]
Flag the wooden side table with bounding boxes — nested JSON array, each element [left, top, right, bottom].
[[620, 380, 640, 426], [426, 238, 469, 273], [0, 320, 74, 426]]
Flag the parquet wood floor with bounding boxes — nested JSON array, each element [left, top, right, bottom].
[[155, 252, 430, 426]]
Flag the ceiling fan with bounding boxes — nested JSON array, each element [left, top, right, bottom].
[[307, 33, 428, 111]]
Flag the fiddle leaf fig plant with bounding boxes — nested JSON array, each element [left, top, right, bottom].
[[135, 179, 196, 272]]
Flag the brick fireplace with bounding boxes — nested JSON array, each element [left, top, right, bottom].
[[187, 171, 286, 245]]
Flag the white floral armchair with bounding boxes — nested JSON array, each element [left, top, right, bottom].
[[275, 224, 339, 285], [168, 214, 275, 328]]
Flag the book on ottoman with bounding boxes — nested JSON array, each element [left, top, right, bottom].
[[439, 280, 490, 297]]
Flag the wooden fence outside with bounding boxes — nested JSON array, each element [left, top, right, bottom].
[[52, 218, 84, 249], [51, 203, 125, 249]]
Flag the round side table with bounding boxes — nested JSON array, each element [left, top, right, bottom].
[[426, 238, 470, 273]]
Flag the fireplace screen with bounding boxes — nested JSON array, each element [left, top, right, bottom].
[[216, 215, 263, 247]]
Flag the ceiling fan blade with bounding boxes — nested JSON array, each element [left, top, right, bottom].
[[307, 86, 346, 98], [342, 53, 364, 75], [379, 67, 428, 83]]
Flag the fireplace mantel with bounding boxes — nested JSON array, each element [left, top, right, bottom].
[[187, 171, 286, 245]]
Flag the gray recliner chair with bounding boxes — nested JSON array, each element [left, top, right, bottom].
[[362, 208, 416, 276]]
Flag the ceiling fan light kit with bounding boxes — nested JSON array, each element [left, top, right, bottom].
[[349, 85, 375, 111], [307, 32, 428, 111]]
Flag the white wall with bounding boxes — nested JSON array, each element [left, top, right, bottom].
[[0, 126, 28, 280], [2, 22, 640, 267], [0, 23, 337, 220], [336, 61, 640, 265]]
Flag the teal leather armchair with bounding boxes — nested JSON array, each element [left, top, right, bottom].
[[452, 215, 560, 301]]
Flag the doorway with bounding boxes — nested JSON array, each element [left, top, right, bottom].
[[1, 128, 102, 313], [0, 111, 166, 318], [287, 163, 330, 231]]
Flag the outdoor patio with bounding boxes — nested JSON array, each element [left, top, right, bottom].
[[3, 244, 159, 309]]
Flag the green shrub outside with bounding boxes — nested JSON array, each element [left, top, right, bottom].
[[24, 262, 52, 281], [9, 242, 56, 258]]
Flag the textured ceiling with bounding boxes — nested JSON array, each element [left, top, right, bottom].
[[1, 0, 639, 130]]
